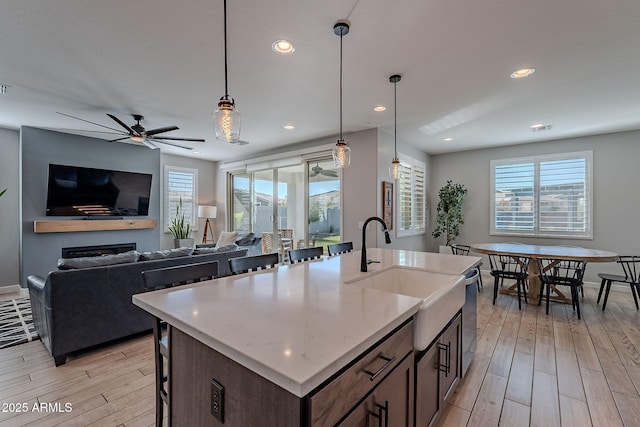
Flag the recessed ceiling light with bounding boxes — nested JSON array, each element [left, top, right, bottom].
[[511, 68, 535, 79], [284, 124, 295, 130], [373, 105, 386, 112], [193, 150, 200, 154], [272, 40, 295, 55], [530, 123, 553, 132], [443, 137, 453, 142]]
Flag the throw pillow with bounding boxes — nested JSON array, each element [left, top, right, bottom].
[[235, 232, 255, 246], [58, 250, 140, 270], [139, 247, 194, 261], [216, 231, 238, 247], [214, 244, 239, 253]]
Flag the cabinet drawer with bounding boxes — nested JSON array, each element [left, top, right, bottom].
[[308, 320, 413, 426]]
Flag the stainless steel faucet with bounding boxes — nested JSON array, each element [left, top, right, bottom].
[[361, 216, 392, 272]]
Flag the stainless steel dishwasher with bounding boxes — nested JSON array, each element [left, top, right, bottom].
[[462, 268, 478, 377]]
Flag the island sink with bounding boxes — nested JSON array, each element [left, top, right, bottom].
[[346, 266, 465, 351]]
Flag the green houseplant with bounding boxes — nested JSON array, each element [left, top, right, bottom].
[[168, 198, 193, 248], [432, 180, 467, 246]]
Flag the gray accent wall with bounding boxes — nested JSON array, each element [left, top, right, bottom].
[[20, 127, 161, 286], [430, 130, 640, 283], [0, 128, 20, 287]]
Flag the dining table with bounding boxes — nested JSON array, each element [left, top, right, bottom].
[[469, 243, 618, 305]]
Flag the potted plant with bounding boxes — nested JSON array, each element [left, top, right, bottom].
[[169, 197, 193, 248], [432, 180, 467, 247]]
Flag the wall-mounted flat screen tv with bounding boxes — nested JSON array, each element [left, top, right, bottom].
[[46, 164, 152, 217]]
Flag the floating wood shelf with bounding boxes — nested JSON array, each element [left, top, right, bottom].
[[33, 219, 158, 233]]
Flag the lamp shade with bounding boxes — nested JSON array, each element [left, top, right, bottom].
[[197, 205, 217, 219]]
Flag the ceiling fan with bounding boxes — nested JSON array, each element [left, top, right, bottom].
[[56, 112, 205, 150], [309, 163, 338, 178]]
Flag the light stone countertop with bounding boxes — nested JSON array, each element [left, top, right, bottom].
[[132, 248, 480, 397]]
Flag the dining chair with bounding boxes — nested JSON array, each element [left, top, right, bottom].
[[288, 246, 324, 264], [229, 253, 279, 275], [327, 241, 353, 256], [451, 244, 484, 291], [488, 254, 530, 309], [597, 256, 640, 311], [141, 261, 220, 427], [537, 258, 587, 319]]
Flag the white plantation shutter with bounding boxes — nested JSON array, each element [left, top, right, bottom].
[[164, 166, 198, 232], [397, 154, 426, 236], [493, 162, 535, 232], [491, 151, 592, 238]]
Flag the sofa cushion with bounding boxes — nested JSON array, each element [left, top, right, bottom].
[[216, 231, 238, 247], [57, 250, 140, 270], [194, 244, 238, 255], [139, 247, 194, 261]]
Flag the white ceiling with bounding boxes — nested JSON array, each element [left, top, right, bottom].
[[2, 0, 640, 161]]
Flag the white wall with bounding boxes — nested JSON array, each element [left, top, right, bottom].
[[160, 154, 217, 248], [0, 128, 20, 287], [430, 129, 640, 283]]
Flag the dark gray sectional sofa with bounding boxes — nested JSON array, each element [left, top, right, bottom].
[[27, 247, 247, 366]]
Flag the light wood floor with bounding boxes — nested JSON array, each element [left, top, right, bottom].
[[1, 284, 639, 426], [436, 283, 640, 427]]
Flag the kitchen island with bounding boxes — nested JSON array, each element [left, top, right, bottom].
[[133, 248, 480, 426]]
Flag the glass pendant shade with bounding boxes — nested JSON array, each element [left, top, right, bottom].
[[214, 98, 241, 142], [332, 140, 351, 168], [390, 158, 402, 180]]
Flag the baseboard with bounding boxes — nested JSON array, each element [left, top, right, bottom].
[[0, 285, 27, 296]]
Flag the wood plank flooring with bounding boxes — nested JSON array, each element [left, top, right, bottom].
[[437, 284, 640, 427], [0, 283, 639, 426]]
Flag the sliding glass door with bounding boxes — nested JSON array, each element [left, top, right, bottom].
[[229, 158, 341, 253]]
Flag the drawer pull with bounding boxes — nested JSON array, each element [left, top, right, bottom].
[[364, 355, 397, 381]]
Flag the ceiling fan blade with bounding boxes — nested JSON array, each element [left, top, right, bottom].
[[321, 171, 338, 177], [56, 112, 124, 133], [153, 136, 205, 142], [55, 128, 126, 136], [148, 138, 193, 150], [109, 137, 130, 142], [145, 125, 179, 137], [106, 114, 136, 134], [141, 139, 159, 150]]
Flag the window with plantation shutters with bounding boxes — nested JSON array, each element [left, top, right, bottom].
[[164, 166, 198, 232], [397, 154, 426, 237], [490, 151, 592, 238]]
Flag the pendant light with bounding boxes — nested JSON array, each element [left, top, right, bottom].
[[213, 0, 241, 143], [331, 21, 351, 168], [389, 74, 402, 180]]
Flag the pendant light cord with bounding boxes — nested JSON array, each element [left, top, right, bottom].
[[394, 80, 397, 157], [339, 32, 343, 141], [223, 0, 229, 99]]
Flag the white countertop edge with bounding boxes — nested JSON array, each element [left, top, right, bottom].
[[133, 296, 420, 397]]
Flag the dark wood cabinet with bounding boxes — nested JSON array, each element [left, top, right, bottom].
[[415, 312, 462, 427], [339, 353, 414, 427]]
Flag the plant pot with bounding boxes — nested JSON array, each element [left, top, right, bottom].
[[174, 238, 194, 249], [439, 245, 451, 254]]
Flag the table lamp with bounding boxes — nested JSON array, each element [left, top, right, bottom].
[[197, 205, 217, 244]]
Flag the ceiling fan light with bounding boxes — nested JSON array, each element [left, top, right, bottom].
[[130, 135, 145, 143], [332, 139, 351, 168], [214, 98, 242, 142]]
